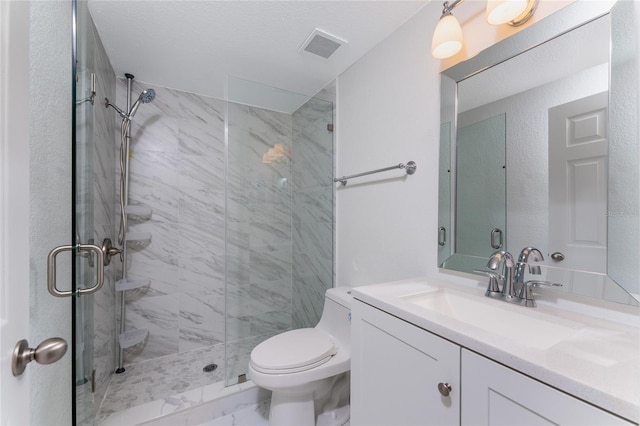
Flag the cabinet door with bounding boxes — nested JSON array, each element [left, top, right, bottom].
[[462, 350, 634, 425], [351, 300, 460, 426]]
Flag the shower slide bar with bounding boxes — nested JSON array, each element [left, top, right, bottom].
[[334, 161, 417, 186]]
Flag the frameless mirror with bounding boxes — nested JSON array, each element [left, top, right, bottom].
[[439, 0, 639, 305]]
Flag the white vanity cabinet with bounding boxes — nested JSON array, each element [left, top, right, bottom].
[[462, 350, 633, 425], [351, 300, 461, 426], [352, 298, 635, 426]]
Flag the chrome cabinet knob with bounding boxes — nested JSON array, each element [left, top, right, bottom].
[[550, 252, 565, 261], [438, 382, 452, 397], [12, 337, 68, 376]]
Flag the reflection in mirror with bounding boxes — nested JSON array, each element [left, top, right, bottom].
[[608, 0, 640, 301], [456, 114, 505, 269], [438, 122, 452, 267], [438, 0, 639, 305]]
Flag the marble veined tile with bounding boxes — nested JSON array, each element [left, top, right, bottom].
[[292, 189, 333, 225], [249, 249, 292, 283], [198, 399, 269, 426], [293, 271, 328, 329], [178, 91, 225, 123], [250, 278, 292, 316], [179, 288, 225, 352], [250, 310, 292, 337], [126, 221, 179, 265], [97, 344, 226, 423], [124, 294, 180, 363], [128, 151, 180, 223], [178, 118, 225, 158], [99, 381, 267, 426], [249, 220, 291, 253], [293, 221, 333, 263], [177, 222, 225, 283], [125, 256, 181, 297]]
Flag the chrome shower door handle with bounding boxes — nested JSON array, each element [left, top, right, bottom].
[[47, 243, 105, 297], [491, 228, 503, 249]]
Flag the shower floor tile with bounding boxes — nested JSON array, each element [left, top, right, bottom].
[[97, 344, 224, 423]]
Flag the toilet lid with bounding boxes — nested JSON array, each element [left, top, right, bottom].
[[250, 328, 337, 372]]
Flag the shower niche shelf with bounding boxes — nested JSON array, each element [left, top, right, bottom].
[[125, 205, 153, 220], [125, 232, 152, 247], [115, 278, 150, 292], [119, 329, 149, 349]]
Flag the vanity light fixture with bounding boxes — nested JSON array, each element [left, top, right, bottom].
[[431, 0, 539, 59]]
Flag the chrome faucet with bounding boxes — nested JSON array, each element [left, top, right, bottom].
[[477, 247, 563, 307], [514, 247, 544, 284], [486, 250, 517, 300]]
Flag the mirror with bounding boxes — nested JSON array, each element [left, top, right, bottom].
[[439, 0, 639, 305]]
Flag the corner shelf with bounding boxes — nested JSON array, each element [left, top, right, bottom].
[[125, 232, 152, 249], [125, 205, 152, 220], [119, 329, 148, 349], [115, 278, 150, 292]]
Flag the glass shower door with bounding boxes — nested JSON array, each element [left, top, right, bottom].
[[74, 1, 96, 423], [224, 77, 334, 386]]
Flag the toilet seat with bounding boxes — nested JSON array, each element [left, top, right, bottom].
[[250, 328, 337, 374]]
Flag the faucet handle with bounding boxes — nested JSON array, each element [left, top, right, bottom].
[[527, 264, 542, 275], [473, 269, 502, 297], [518, 280, 563, 307], [526, 280, 562, 288]]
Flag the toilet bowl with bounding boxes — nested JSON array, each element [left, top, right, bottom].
[[248, 287, 352, 426]]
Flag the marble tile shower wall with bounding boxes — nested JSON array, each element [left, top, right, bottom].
[[115, 80, 227, 364], [225, 103, 294, 374], [91, 19, 118, 411], [113, 78, 335, 381], [292, 91, 335, 329]]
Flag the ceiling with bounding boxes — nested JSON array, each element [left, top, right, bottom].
[[88, 1, 429, 105]]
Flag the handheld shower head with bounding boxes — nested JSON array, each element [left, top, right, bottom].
[[105, 89, 156, 121], [128, 89, 156, 119]]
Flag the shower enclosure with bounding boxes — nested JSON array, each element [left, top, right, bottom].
[[74, 2, 335, 422], [225, 77, 335, 385]]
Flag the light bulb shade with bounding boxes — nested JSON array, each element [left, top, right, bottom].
[[431, 13, 463, 59], [486, 0, 528, 25]]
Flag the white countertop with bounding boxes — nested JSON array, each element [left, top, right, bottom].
[[351, 277, 640, 424]]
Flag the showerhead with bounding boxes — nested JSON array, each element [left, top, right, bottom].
[[128, 89, 156, 119], [139, 89, 156, 104]]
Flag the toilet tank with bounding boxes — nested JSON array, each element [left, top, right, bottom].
[[316, 287, 352, 349]]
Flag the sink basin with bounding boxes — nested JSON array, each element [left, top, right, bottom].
[[400, 289, 583, 350]]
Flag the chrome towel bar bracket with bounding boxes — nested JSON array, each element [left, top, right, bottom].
[[334, 161, 417, 186]]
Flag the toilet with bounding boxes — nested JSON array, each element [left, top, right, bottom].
[[248, 287, 352, 426]]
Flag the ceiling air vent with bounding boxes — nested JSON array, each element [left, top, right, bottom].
[[299, 29, 346, 59]]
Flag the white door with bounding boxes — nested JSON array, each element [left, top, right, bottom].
[[1, 2, 74, 425], [549, 92, 608, 273], [1, 2, 31, 424]]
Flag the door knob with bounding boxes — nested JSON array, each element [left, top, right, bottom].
[[12, 337, 68, 376], [437, 382, 452, 397], [550, 252, 565, 261]]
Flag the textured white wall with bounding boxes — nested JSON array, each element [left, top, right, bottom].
[[29, 1, 73, 424], [335, 0, 586, 288], [335, 1, 441, 287]]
